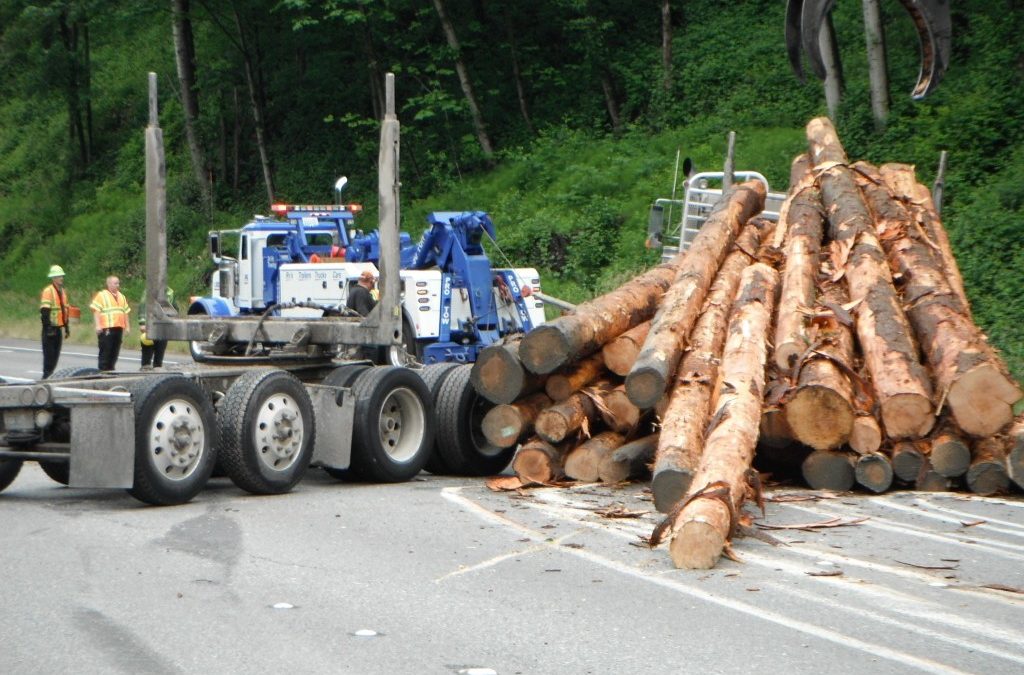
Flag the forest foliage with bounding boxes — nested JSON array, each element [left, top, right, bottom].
[[0, 0, 1022, 378]]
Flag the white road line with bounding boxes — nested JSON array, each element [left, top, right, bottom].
[[0, 344, 177, 365], [904, 497, 1024, 533], [442, 487, 966, 674], [873, 497, 1024, 541]]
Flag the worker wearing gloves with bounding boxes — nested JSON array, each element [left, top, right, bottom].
[[39, 265, 71, 379], [90, 276, 131, 371], [346, 270, 378, 317], [138, 287, 173, 370]]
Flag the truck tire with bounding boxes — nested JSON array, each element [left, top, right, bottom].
[[0, 459, 21, 493], [415, 362, 462, 475], [322, 363, 372, 389], [217, 369, 315, 495], [127, 375, 217, 506], [434, 364, 513, 476], [343, 366, 434, 482], [40, 367, 101, 485]]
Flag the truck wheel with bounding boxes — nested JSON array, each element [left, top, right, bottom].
[[41, 368, 100, 485], [385, 316, 423, 367], [434, 364, 513, 476], [218, 369, 315, 495], [416, 362, 462, 475], [346, 366, 434, 482], [127, 375, 217, 506], [50, 366, 101, 380], [0, 459, 21, 493], [322, 363, 372, 388]]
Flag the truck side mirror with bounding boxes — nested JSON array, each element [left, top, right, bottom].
[[209, 233, 220, 262], [647, 204, 664, 247]]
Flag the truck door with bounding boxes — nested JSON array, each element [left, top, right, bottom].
[[237, 235, 252, 309]]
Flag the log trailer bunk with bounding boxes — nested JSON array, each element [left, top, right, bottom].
[[0, 74, 506, 506]]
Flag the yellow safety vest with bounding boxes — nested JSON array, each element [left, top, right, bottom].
[[40, 284, 70, 327], [90, 289, 131, 329]]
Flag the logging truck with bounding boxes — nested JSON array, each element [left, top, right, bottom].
[[0, 73, 507, 506]]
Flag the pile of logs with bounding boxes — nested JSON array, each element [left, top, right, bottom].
[[471, 117, 1024, 571]]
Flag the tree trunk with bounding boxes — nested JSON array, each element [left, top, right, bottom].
[[661, 0, 673, 93], [512, 437, 566, 484], [967, 437, 1011, 495], [598, 385, 641, 434], [890, 441, 926, 482], [849, 413, 882, 455], [818, 12, 843, 119], [602, 321, 650, 376], [878, 163, 970, 317], [928, 421, 972, 478], [172, 0, 213, 213], [774, 183, 825, 372], [231, 86, 241, 194], [501, 6, 535, 134], [481, 392, 552, 449], [862, 0, 890, 129], [81, 20, 93, 161], [599, 71, 621, 132], [599, 433, 658, 483], [232, 4, 275, 202], [854, 452, 893, 493], [626, 181, 767, 408], [535, 386, 606, 444], [432, 0, 494, 158], [667, 263, 779, 569], [545, 353, 605, 402], [801, 449, 856, 491], [471, 338, 546, 404], [807, 117, 934, 438], [359, 5, 385, 121], [651, 220, 768, 513], [217, 90, 227, 183], [564, 431, 626, 482], [58, 12, 88, 169], [856, 161, 1021, 437]]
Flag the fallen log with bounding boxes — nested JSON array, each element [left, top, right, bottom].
[[545, 353, 605, 402], [856, 161, 1021, 437], [598, 433, 658, 483], [801, 449, 856, 491], [771, 153, 814, 250], [471, 339, 546, 404], [891, 441, 926, 482], [807, 117, 934, 439], [849, 413, 883, 455], [602, 321, 651, 376], [534, 383, 609, 444], [626, 181, 767, 408], [966, 437, 1010, 495], [651, 220, 768, 513], [564, 431, 626, 482], [511, 437, 566, 484], [598, 385, 641, 434], [916, 461, 955, 492], [928, 421, 972, 478], [481, 392, 553, 448], [667, 262, 778, 569], [1009, 418, 1024, 490], [854, 452, 894, 493]]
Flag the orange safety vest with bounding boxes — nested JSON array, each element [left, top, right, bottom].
[[40, 284, 70, 327], [90, 289, 131, 329]]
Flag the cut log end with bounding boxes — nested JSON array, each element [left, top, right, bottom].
[[774, 342, 804, 373], [512, 446, 560, 484], [854, 453, 894, 493], [625, 367, 666, 410], [891, 443, 925, 482], [481, 406, 525, 448], [670, 518, 727, 570], [471, 347, 526, 404], [785, 385, 855, 450], [930, 436, 972, 478], [947, 363, 1022, 437], [849, 415, 882, 455], [916, 470, 953, 492], [1010, 433, 1024, 489], [880, 393, 935, 439], [519, 325, 572, 375], [801, 450, 855, 491], [966, 461, 1010, 496], [651, 469, 694, 514]]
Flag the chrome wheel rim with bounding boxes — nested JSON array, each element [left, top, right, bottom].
[[377, 386, 425, 463], [148, 398, 206, 480], [252, 392, 305, 472]]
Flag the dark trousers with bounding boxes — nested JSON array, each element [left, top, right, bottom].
[[97, 327, 124, 371], [141, 340, 167, 368], [41, 328, 63, 379]]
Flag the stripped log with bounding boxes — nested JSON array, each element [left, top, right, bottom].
[[928, 421, 972, 478], [534, 383, 608, 444], [667, 263, 778, 569], [774, 182, 824, 372], [916, 462, 955, 492], [801, 449, 856, 491], [471, 339, 546, 404], [1009, 417, 1024, 490], [545, 353, 605, 402], [854, 452, 894, 493], [481, 392, 552, 448], [783, 272, 856, 450], [856, 161, 1021, 437], [602, 321, 650, 376], [651, 221, 768, 513], [598, 385, 641, 433], [599, 433, 658, 483], [849, 413, 883, 455], [966, 437, 1010, 495], [807, 117, 934, 438], [771, 153, 814, 250], [878, 163, 971, 316], [564, 431, 625, 482], [511, 437, 566, 484], [890, 441, 926, 482], [626, 181, 767, 408]]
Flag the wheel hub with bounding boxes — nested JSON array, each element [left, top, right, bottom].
[[377, 386, 425, 464], [150, 400, 205, 480], [254, 396, 304, 471]]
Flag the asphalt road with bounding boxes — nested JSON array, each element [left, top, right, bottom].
[[0, 336, 181, 380], [1, 339, 1023, 674]]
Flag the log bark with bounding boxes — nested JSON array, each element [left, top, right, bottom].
[[783, 273, 857, 449], [854, 452, 893, 493], [774, 183, 824, 372], [668, 263, 778, 569], [928, 421, 972, 478], [511, 437, 566, 484], [771, 153, 813, 250], [599, 433, 658, 483], [801, 449, 856, 491], [891, 441, 926, 482], [564, 431, 626, 482], [627, 181, 767, 408], [807, 117, 934, 438], [534, 384, 608, 444], [471, 339, 545, 404], [652, 220, 768, 513], [598, 385, 641, 434], [1009, 417, 1024, 490], [966, 437, 1010, 495], [849, 413, 882, 455], [545, 353, 605, 402], [878, 163, 969, 316], [602, 321, 650, 376], [481, 392, 552, 449], [856, 161, 1021, 437]]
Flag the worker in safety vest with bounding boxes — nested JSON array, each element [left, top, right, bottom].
[[40, 264, 71, 379], [90, 275, 131, 371], [138, 287, 174, 370]]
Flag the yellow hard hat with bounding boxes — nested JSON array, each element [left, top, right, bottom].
[[48, 265, 66, 278]]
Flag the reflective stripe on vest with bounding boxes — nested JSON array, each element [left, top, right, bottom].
[[40, 285, 69, 327], [90, 290, 130, 329]]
